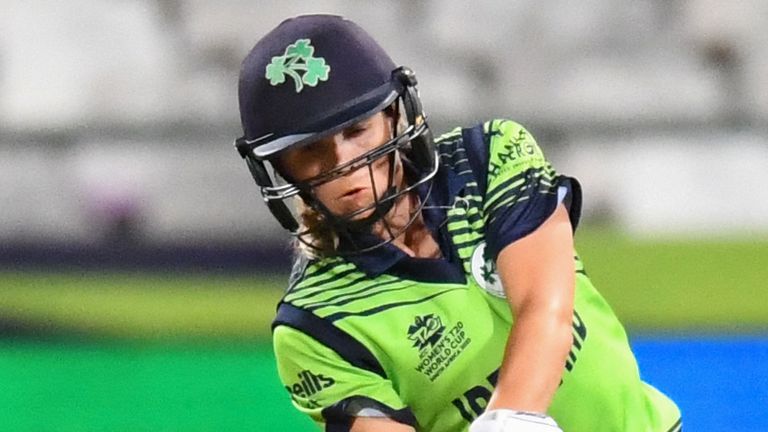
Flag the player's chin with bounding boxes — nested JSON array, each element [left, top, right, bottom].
[[331, 193, 377, 220], [336, 204, 376, 222]]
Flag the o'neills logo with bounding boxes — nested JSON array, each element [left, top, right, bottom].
[[408, 314, 471, 381], [285, 369, 335, 404], [470, 241, 505, 297]]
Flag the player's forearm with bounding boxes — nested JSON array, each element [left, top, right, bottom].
[[489, 205, 576, 413], [486, 302, 573, 413]]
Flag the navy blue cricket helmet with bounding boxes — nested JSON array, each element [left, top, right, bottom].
[[235, 14, 437, 253]]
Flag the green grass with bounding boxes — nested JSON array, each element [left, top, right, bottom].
[[0, 339, 315, 431], [0, 272, 285, 340], [0, 228, 766, 340], [574, 229, 768, 332]]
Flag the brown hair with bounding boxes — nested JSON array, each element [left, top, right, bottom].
[[294, 199, 339, 259]]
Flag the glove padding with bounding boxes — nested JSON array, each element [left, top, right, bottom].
[[469, 410, 563, 432]]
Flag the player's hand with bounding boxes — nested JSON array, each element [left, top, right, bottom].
[[469, 410, 563, 432]]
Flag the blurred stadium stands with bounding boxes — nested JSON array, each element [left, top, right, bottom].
[[1, 0, 768, 262]]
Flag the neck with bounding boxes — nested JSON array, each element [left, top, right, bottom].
[[372, 190, 441, 259]]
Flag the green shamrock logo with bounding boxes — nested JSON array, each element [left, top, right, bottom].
[[265, 39, 330, 93]]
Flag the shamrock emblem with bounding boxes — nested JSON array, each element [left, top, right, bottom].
[[481, 247, 498, 286], [265, 39, 330, 93]]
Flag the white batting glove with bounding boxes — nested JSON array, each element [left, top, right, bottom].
[[469, 410, 563, 432]]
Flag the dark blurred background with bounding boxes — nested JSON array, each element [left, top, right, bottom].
[[1, 1, 766, 430]]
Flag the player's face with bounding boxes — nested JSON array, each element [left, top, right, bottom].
[[278, 111, 401, 220]]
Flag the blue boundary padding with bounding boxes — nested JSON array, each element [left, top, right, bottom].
[[631, 335, 768, 432]]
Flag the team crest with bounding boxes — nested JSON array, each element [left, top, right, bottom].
[[470, 241, 505, 297], [265, 38, 330, 92]]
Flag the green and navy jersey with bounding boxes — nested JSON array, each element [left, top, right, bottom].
[[271, 119, 681, 432]]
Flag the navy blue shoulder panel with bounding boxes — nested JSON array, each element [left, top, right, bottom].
[[272, 302, 387, 378], [562, 176, 583, 232], [459, 120, 586, 244], [461, 122, 491, 196]]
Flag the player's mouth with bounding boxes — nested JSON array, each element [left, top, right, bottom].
[[340, 187, 366, 199]]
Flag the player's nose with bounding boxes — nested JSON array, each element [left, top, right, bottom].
[[328, 134, 361, 167]]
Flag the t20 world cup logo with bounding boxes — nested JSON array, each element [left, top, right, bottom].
[[407, 314, 445, 351]]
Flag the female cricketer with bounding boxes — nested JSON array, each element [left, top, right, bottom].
[[234, 14, 681, 432]]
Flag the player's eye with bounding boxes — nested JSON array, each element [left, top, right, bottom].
[[343, 123, 367, 139]]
